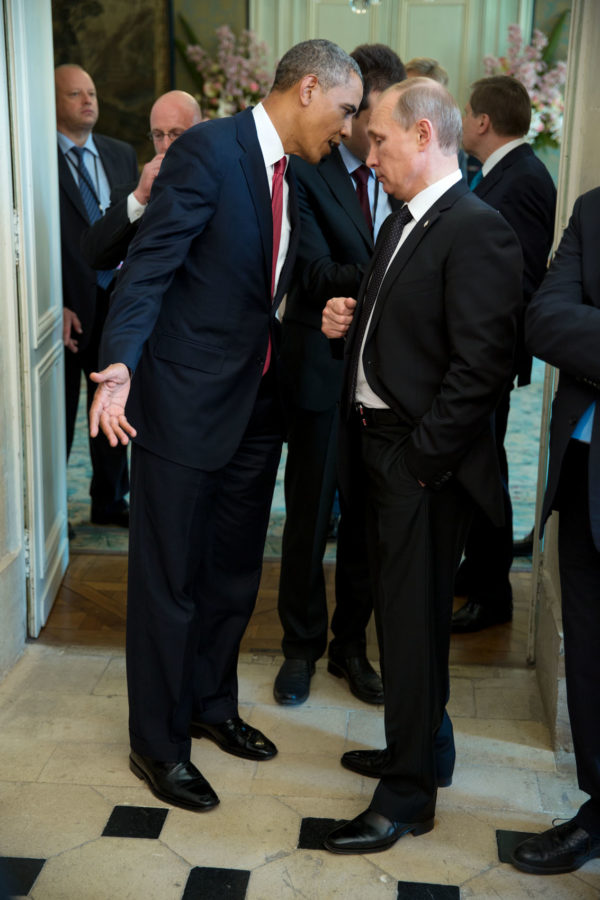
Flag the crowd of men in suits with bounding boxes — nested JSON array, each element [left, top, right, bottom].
[[56, 38, 600, 875]]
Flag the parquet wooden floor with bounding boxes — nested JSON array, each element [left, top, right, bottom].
[[37, 552, 532, 668]]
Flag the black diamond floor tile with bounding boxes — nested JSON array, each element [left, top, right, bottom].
[[0, 857, 45, 897], [298, 817, 346, 849], [182, 866, 250, 899], [397, 882, 460, 899], [496, 829, 537, 863], [102, 805, 169, 839]]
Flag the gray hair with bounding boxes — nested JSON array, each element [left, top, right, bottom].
[[389, 77, 461, 154], [405, 57, 448, 86], [272, 39, 362, 92]]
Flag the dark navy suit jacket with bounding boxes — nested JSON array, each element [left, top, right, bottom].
[[283, 148, 399, 411], [58, 133, 138, 350], [99, 108, 299, 472], [526, 187, 600, 549], [475, 142, 556, 385]]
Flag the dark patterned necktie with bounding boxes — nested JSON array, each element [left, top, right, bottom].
[[351, 164, 373, 235], [70, 146, 113, 290], [348, 204, 413, 403]]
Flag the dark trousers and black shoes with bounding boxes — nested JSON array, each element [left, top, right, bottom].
[[64, 285, 129, 523], [275, 403, 378, 705], [512, 440, 600, 874], [126, 371, 282, 812], [452, 383, 514, 632], [325, 417, 472, 853]]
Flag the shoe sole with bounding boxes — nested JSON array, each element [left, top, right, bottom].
[[341, 757, 452, 788], [511, 854, 598, 876], [129, 756, 219, 812], [323, 818, 434, 854], [327, 660, 384, 705], [273, 692, 309, 706], [190, 725, 278, 761]]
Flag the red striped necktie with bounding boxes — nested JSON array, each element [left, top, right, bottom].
[[263, 156, 286, 375]]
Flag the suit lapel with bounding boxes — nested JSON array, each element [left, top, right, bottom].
[[236, 109, 273, 298], [475, 144, 533, 200], [57, 145, 89, 222], [366, 180, 469, 340], [319, 150, 373, 250]]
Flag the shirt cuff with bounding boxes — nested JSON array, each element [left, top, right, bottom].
[[127, 192, 146, 223]]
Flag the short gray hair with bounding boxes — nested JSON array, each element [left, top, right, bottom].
[[388, 77, 461, 154], [272, 39, 362, 92]]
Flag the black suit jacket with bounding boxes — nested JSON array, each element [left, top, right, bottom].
[[343, 180, 522, 522], [525, 187, 600, 547], [80, 181, 139, 270], [283, 149, 399, 410], [99, 109, 299, 472], [58, 133, 138, 350], [475, 143, 556, 385]]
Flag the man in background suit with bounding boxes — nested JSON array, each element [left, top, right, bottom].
[[452, 75, 556, 633], [81, 90, 202, 271], [274, 44, 406, 708], [56, 64, 139, 527], [89, 40, 363, 813], [511, 189, 600, 876], [321, 78, 521, 853]]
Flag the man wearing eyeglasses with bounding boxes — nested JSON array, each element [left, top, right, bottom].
[[81, 90, 203, 271], [56, 63, 139, 530]]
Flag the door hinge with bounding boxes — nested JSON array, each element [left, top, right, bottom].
[[13, 206, 20, 268], [23, 528, 31, 579]]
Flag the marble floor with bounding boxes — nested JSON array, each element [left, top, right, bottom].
[[0, 644, 599, 899]]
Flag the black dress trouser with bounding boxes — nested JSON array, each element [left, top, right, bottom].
[[126, 371, 283, 761], [358, 417, 472, 822], [556, 439, 600, 836]]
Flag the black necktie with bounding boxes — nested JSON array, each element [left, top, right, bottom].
[[349, 204, 413, 403], [70, 146, 113, 290]]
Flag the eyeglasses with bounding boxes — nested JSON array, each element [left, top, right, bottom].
[[147, 130, 185, 142]]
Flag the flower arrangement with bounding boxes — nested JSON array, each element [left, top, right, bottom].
[[176, 18, 273, 119], [483, 20, 567, 149]]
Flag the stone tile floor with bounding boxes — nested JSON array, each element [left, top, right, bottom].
[[0, 646, 598, 898]]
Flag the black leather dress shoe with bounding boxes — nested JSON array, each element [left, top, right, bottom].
[[91, 500, 129, 528], [511, 819, 600, 874], [327, 655, 384, 705], [273, 659, 315, 705], [324, 808, 434, 854], [451, 598, 512, 633], [191, 716, 277, 760], [341, 748, 453, 788], [129, 751, 219, 811], [513, 528, 534, 557]]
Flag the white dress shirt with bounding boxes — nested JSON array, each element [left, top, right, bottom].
[[356, 168, 463, 408], [252, 103, 290, 297]]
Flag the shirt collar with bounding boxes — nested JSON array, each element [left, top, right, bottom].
[[57, 131, 99, 158], [252, 103, 287, 171], [482, 137, 527, 177], [407, 168, 463, 223], [338, 141, 367, 176]]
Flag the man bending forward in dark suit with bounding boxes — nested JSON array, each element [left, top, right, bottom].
[[56, 64, 139, 528], [321, 78, 522, 853], [89, 40, 363, 813]]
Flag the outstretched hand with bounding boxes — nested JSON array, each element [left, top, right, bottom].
[[89, 363, 137, 446]]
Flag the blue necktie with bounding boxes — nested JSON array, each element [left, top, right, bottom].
[[470, 168, 483, 190], [70, 146, 114, 290]]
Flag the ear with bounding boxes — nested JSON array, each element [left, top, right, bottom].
[[477, 112, 491, 135], [298, 74, 319, 108], [415, 118, 433, 149]]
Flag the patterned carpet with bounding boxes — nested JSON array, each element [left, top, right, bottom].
[[67, 361, 545, 559]]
